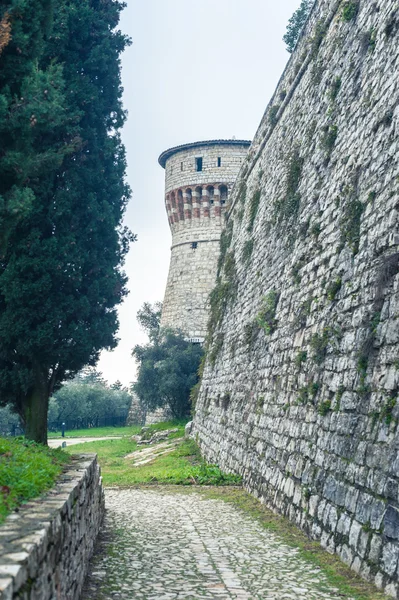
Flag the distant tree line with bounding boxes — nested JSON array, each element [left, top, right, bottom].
[[0, 0, 134, 443]]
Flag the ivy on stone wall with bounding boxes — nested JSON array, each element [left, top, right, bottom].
[[247, 190, 261, 233], [274, 149, 304, 222]]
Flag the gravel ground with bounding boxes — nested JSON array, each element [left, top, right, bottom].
[[82, 488, 353, 600]]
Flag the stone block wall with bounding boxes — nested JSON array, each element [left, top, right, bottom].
[[0, 454, 104, 600], [193, 0, 399, 597]]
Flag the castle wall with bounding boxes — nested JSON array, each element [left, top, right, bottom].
[[193, 0, 399, 596]]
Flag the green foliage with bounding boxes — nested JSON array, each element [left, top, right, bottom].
[[238, 181, 247, 204], [322, 125, 338, 155], [66, 435, 242, 487], [0, 437, 68, 523], [208, 252, 237, 339], [298, 381, 319, 404], [283, 0, 315, 53], [310, 20, 327, 59], [381, 395, 397, 426], [330, 77, 342, 102], [217, 221, 233, 274], [269, 105, 280, 127], [340, 199, 364, 254], [243, 321, 259, 347], [0, 0, 134, 444], [275, 149, 304, 221], [133, 329, 204, 420], [189, 353, 206, 409], [361, 29, 377, 53], [0, 404, 20, 436], [310, 328, 330, 364], [295, 351, 308, 368], [326, 278, 342, 301], [341, 1, 359, 22], [242, 239, 255, 263], [310, 222, 321, 238], [318, 400, 332, 416], [256, 291, 280, 335], [209, 334, 224, 366], [247, 190, 261, 233], [50, 369, 132, 427], [291, 258, 306, 285], [294, 297, 313, 329], [136, 302, 163, 342]]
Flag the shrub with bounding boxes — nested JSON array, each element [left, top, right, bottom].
[[295, 351, 308, 368], [319, 400, 332, 416], [310, 328, 330, 364], [242, 239, 254, 263], [326, 278, 342, 301], [247, 190, 261, 232], [330, 77, 342, 101], [341, 1, 359, 22], [275, 149, 304, 221], [256, 290, 280, 335], [340, 199, 363, 254], [322, 125, 338, 155]]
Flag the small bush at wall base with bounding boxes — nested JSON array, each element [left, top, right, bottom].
[[256, 290, 280, 335]]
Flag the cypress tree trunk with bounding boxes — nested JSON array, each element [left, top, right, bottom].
[[22, 383, 49, 445]]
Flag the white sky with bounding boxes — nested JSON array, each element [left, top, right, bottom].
[[97, 0, 301, 385]]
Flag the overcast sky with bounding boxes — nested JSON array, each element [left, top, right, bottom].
[[97, 0, 301, 386]]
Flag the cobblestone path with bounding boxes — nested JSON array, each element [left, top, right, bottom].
[[82, 488, 352, 600]]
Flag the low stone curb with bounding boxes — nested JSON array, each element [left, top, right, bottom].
[[0, 454, 104, 600]]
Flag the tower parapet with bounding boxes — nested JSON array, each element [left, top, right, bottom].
[[159, 139, 251, 341]]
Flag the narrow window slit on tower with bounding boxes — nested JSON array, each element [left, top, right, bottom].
[[181, 162, 183, 171], [191, 242, 198, 249], [217, 157, 221, 167], [196, 157, 203, 172]]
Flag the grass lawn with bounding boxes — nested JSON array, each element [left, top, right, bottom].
[[0, 437, 69, 524], [65, 420, 241, 486], [48, 425, 142, 439]]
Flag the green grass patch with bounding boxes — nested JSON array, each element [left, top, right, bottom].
[[48, 425, 142, 439], [66, 427, 241, 487], [0, 437, 69, 524], [192, 487, 387, 600]]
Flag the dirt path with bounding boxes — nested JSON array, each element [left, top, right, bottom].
[[82, 488, 353, 600]]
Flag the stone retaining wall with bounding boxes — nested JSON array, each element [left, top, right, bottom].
[[193, 0, 399, 597], [0, 454, 104, 600]]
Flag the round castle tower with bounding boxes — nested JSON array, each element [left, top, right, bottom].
[[159, 139, 251, 342]]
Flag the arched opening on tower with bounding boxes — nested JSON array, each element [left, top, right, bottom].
[[219, 185, 228, 205], [177, 189, 184, 220], [207, 186, 215, 205], [185, 188, 192, 205]]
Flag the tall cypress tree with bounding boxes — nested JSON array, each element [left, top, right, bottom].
[[0, 0, 76, 248], [0, 0, 134, 443]]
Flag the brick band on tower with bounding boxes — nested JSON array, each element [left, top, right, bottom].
[[159, 139, 251, 342]]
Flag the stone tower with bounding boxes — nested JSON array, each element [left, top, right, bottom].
[[159, 139, 251, 342]]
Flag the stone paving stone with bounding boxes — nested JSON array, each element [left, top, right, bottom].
[[82, 489, 354, 600]]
